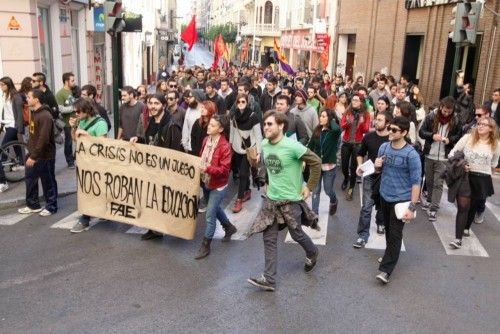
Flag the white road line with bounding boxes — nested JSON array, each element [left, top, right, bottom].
[[0, 212, 31, 226], [50, 211, 100, 230], [485, 201, 500, 224], [285, 190, 328, 246], [433, 193, 489, 257], [358, 181, 406, 251], [212, 189, 264, 240], [125, 226, 149, 234]]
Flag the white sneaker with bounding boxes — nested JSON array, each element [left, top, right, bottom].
[[18, 206, 43, 214], [11, 165, 25, 172], [0, 183, 8, 192], [474, 212, 485, 224], [39, 209, 53, 217]]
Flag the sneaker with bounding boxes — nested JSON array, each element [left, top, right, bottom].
[[68, 163, 76, 169], [463, 229, 470, 237], [70, 221, 90, 233], [376, 272, 390, 284], [18, 206, 42, 214], [242, 190, 251, 202], [353, 238, 366, 249], [11, 165, 25, 172], [247, 275, 275, 291], [0, 183, 9, 193], [141, 229, 162, 240], [304, 251, 318, 273], [329, 202, 338, 215], [474, 212, 484, 224], [376, 225, 385, 235], [39, 209, 53, 217], [345, 188, 353, 201], [428, 210, 437, 222], [232, 199, 243, 213], [377, 257, 383, 263], [198, 199, 207, 213], [449, 239, 462, 249], [341, 178, 348, 190]]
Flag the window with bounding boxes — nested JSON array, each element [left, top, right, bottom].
[[264, 1, 273, 24], [259, 6, 263, 24], [274, 6, 279, 27], [37, 7, 53, 90]]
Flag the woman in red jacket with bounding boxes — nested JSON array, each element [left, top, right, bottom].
[[195, 114, 236, 259], [340, 93, 371, 200]]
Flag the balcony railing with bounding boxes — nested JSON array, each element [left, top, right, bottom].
[[240, 23, 280, 37]]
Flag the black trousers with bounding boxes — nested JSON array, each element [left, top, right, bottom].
[[379, 198, 406, 275], [341, 142, 360, 189], [232, 151, 250, 199]]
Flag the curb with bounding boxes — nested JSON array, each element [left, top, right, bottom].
[[0, 189, 77, 211]]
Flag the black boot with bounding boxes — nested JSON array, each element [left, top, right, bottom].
[[194, 237, 212, 260], [221, 222, 237, 242]]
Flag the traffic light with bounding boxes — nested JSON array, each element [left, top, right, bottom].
[[449, 1, 482, 44], [104, 0, 125, 35]]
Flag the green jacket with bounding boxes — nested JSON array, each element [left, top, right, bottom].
[[307, 120, 341, 164]]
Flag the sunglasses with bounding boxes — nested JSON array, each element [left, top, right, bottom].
[[237, 100, 247, 104], [264, 121, 274, 127], [388, 127, 402, 133], [73, 109, 84, 114], [169, 85, 177, 88], [475, 113, 484, 117]]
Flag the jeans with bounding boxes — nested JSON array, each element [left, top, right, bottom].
[[341, 142, 360, 189], [263, 203, 318, 285], [25, 159, 57, 213], [64, 127, 74, 165], [424, 157, 446, 212], [202, 185, 230, 239], [0, 127, 23, 183], [357, 175, 384, 241], [312, 167, 338, 214], [379, 198, 406, 275]]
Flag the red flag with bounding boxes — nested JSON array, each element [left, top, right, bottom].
[[212, 34, 220, 71], [181, 16, 198, 51], [320, 36, 331, 69]]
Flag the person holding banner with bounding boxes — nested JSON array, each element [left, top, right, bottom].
[[195, 114, 236, 259], [128, 93, 172, 240], [69, 98, 108, 233]]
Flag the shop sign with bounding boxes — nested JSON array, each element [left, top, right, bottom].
[[94, 6, 105, 32]]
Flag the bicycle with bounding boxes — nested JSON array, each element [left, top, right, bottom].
[[0, 140, 28, 182]]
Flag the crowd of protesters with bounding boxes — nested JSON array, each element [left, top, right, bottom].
[[1, 61, 499, 290]]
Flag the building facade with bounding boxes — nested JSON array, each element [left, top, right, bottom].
[[334, 0, 499, 105]]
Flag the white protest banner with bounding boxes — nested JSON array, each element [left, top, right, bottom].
[[75, 136, 201, 240]]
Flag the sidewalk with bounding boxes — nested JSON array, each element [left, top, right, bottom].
[[0, 145, 77, 210]]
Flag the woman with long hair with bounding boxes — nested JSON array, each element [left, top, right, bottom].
[[230, 93, 262, 213], [191, 100, 217, 156], [335, 92, 349, 120], [0, 77, 25, 192], [308, 109, 341, 215], [448, 117, 500, 249], [156, 80, 168, 96], [340, 94, 371, 201], [195, 114, 236, 259], [409, 85, 426, 123]]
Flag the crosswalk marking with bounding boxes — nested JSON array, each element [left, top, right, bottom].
[[285, 190, 329, 246], [212, 189, 264, 240], [0, 212, 30, 226], [50, 211, 100, 230], [432, 193, 489, 257], [125, 226, 149, 234], [358, 181, 406, 251]]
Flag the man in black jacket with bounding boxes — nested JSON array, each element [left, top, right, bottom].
[[260, 76, 281, 113], [275, 95, 309, 145], [31, 72, 59, 119], [205, 80, 225, 115], [419, 96, 462, 222]]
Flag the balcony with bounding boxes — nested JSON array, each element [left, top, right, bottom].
[[240, 23, 280, 37]]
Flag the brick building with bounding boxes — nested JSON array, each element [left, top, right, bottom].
[[334, 0, 499, 106]]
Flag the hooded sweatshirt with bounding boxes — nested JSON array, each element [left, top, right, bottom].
[[28, 105, 55, 160]]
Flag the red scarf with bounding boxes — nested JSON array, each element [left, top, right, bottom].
[[438, 113, 452, 125]]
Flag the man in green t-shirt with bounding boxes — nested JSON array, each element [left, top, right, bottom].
[[55, 72, 77, 168], [68, 98, 108, 233], [247, 110, 322, 292]]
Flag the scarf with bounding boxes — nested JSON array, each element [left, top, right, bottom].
[[438, 113, 452, 125], [200, 135, 220, 186]]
